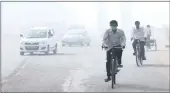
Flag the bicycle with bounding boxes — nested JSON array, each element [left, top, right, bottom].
[[146, 38, 157, 51], [102, 45, 123, 89], [135, 39, 143, 66]]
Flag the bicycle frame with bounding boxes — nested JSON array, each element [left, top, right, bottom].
[[136, 39, 143, 66], [102, 46, 122, 89], [110, 47, 122, 89], [111, 48, 121, 73], [136, 40, 141, 52], [110, 49, 119, 75]]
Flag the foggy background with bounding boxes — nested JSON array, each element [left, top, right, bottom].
[[2, 2, 169, 45], [1, 2, 169, 92], [2, 2, 169, 36]]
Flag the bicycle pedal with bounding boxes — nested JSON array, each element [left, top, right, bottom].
[[116, 69, 120, 73]]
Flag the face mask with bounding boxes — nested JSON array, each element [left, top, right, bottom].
[[111, 26, 117, 31], [135, 24, 140, 28]]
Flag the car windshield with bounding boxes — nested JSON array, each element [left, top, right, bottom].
[[67, 30, 85, 35], [25, 30, 47, 38], [67, 32, 83, 35]]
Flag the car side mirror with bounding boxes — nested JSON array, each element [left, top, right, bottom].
[[48, 34, 53, 38], [20, 34, 23, 37]]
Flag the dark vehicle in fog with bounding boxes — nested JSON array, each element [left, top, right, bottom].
[[61, 29, 91, 47]]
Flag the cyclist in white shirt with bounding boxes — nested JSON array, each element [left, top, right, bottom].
[[131, 21, 147, 60], [146, 25, 152, 40]]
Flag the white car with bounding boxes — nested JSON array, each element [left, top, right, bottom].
[[61, 29, 91, 47], [20, 27, 58, 55]]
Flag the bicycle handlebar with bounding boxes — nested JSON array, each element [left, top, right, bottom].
[[102, 46, 108, 49], [112, 46, 123, 49], [102, 46, 123, 50]]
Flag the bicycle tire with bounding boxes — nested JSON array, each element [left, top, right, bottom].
[[114, 58, 118, 84], [111, 59, 115, 89], [111, 58, 118, 89], [136, 48, 141, 66], [140, 52, 143, 65], [139, 46, 144, 65]]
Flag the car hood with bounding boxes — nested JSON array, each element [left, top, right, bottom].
[[20, 38, 47, 43], [62, 35, 82, 39]]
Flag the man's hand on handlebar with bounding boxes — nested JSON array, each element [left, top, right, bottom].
[[102, 46, 108, 48], [121, 43, 125, 49], [122, 46, 125, 49], [101, 45, 108, 50]]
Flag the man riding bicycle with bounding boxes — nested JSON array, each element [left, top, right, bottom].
[[145, 25, 152, 40], [131, 21, 147, 60], [145, 24, 152, 48], [102, 20, 126, 82]]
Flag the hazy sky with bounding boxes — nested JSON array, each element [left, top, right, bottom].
[[131, 2, 169, 27], [2, 2, 169, 35]]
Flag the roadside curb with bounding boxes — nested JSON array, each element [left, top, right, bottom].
[[1, 57, 31, 84]]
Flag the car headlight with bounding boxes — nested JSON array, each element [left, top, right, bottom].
[[39, 41, 46, 44], [20, 41, 25, 45], [79, 36, 84, 39], [62, 38, 67, 41]]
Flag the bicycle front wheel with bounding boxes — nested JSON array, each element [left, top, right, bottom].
[[136, 50, 141, 67], [140, 52, 143, 65], [111, 59, 117, 89]]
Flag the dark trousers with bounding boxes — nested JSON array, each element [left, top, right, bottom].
[[147, 35, 151, 40], [132, 39, 145, 58], [106, 47, 123, 77]]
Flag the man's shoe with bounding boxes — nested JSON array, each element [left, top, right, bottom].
[[142, 57, 146, 60], [104, 76, 111, 82], [118, 64, 123, 68]]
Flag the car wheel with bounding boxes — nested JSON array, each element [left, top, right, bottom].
[[45, 45, 50, 55], [155, 44, 157, 51], [62, 44, 65, 47], [20, 52, 24, 55], [80, 42, 84, 47], [30, 52, 34, 55], [87, 42, 90, 46], [53, 44, 57, 54]]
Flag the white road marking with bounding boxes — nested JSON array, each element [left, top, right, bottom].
[[62, 69, 91, 92]]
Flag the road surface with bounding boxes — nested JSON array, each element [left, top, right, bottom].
[[1, 43, 169, 92], [1, 34, 29, 81]]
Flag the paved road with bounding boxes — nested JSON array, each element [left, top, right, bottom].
[[1, 34, 29, 80], [1, 44, 169, 92]]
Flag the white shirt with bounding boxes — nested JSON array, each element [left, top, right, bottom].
[[103, 29, 126, 51], [131, 27, 146, 41], [145, 27, 151, 36]]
